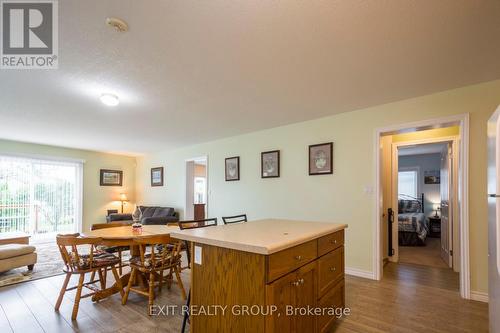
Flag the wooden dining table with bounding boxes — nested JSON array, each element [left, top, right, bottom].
[[82, 224, 180, 302]]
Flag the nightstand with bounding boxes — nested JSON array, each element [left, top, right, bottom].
[[429, 217, 441, 238]]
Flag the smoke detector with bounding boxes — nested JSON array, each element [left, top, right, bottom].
[[106, 17, 128, 32]]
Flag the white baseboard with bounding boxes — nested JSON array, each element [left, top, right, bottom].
[[345, 267, 375, 280], [470, 291, 489, 303]]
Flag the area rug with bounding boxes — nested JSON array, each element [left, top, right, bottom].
[[0, 240, 65, 287]]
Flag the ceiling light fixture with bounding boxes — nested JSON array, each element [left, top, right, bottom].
[[100, 93, 119, 106], [106, 17, 129, 32]]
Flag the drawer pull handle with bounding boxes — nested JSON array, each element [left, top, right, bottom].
[[291, 278, 305, 286], [330, 267, 336, 272], [332, 239, 337, 244], [299, 278, 304, 285], [295, 255, 302, 260]]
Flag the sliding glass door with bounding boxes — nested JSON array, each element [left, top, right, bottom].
[[0, 155, 82, 237]]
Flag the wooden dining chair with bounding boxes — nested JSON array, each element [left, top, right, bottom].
[[55, 233, 124, 320], [121, 234, 186, 314], [91, 222, 130, 275], [222, 214, 247, 224], [178, 218, 218, 268], [178, 217, 218, 230]]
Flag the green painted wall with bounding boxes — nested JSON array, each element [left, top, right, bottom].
[[137, 79, 500, 294]]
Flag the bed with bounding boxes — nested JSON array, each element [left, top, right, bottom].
[[398, 194, 429, 246]]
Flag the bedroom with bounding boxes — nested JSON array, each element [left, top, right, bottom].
[[380, 124, 461, 290]]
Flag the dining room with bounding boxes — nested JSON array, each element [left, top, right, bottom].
[[0, 1, 498, 332]]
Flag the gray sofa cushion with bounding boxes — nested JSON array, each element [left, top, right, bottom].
[[152, 207, 174, 217], [139, 206, 157, 218], [139, 206, 175, 218]]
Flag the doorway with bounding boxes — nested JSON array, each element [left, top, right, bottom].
[[395, 142, 456, 270], [185, 156, 208, 220], [375, 114, 471, 299]]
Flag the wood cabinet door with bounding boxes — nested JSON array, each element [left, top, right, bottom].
[[294, 261, 318, 333], [266, 261, 317, 333], [266, 268, 296, 333]]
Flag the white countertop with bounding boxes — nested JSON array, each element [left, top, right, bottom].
[[170, 219, 347, 255]]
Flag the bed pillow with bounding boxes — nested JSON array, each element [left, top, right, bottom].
[[398, 200, 422, 213]]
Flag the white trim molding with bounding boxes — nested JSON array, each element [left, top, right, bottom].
[[345, 267, 376, 280], [470, 291, 489, 303], [374, 113, 471, 300], [0, 152, 86, 164]]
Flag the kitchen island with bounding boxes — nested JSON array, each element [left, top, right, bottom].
[[171, 219, 347, 333]]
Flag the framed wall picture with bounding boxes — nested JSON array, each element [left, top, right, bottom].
[[309, 142, 333, 175], [100, 169, 123, 186], [151, 167, 164, 186], [424, 170, 440, 184], [261, 150, 280, 178], [225, 156, 240, 181]]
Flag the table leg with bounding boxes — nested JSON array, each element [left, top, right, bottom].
[[92, 272, 131, 302]]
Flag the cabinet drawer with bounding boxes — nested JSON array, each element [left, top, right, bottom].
[[267, 240, 317, 282], [317, 247, 344, 296], [317, 280, 345, 333], [318, 230, 344, 256]]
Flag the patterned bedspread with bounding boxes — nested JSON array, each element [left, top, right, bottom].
[[398, 212, 429, 241]]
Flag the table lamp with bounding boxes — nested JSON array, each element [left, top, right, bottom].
[[433, 203, 441, 218], [119, 193, 128, 213]]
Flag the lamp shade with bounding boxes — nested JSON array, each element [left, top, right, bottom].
[[119, 193, 128, 201]]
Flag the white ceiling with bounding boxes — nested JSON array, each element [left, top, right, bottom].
[[398, 143, 448, 156], [1, 1, 499, 155]]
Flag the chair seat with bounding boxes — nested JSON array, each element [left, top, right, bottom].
[[155, 243, 186, 252], [97, 245, 130, 253], [130, 253, 182, 271], [68, 250, 120, 271]]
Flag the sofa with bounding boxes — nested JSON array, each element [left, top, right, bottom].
[[106, 206, 179, 225], [0, 244, 37, 272]]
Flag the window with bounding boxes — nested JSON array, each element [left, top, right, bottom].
[[0, 155, 83, 237], [398, 169, 418, 198]]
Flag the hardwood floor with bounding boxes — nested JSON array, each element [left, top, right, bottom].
[[0, 262, 487, 332], [399, 237, 449, 269], [333, 263, 486, 333]]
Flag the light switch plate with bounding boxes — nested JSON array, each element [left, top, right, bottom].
[[194, 245, 202, 265]]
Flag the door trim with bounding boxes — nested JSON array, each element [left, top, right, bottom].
[[184, 155, 209, 220], [374, 113, 470, 299], [390, 136, 458, 266]]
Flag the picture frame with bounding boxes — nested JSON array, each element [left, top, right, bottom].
[[100, 169, 123, 186], [309, 142, 333, 175], [261, 150, 280, 178], [151, 167, 164, 187], [424, 170, 440, 184], [225, 156, 240, 181]]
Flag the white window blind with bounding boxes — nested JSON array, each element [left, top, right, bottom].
[[0, 155, 83, 236], [398, 170, 418, 198]]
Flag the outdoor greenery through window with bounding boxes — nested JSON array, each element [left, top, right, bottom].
[[0, 155, 82, 237]]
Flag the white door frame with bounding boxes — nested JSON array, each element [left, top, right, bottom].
[[374, 114, 470, 299], [390, 136, 458, 264], [184, 155, 209, 220]]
